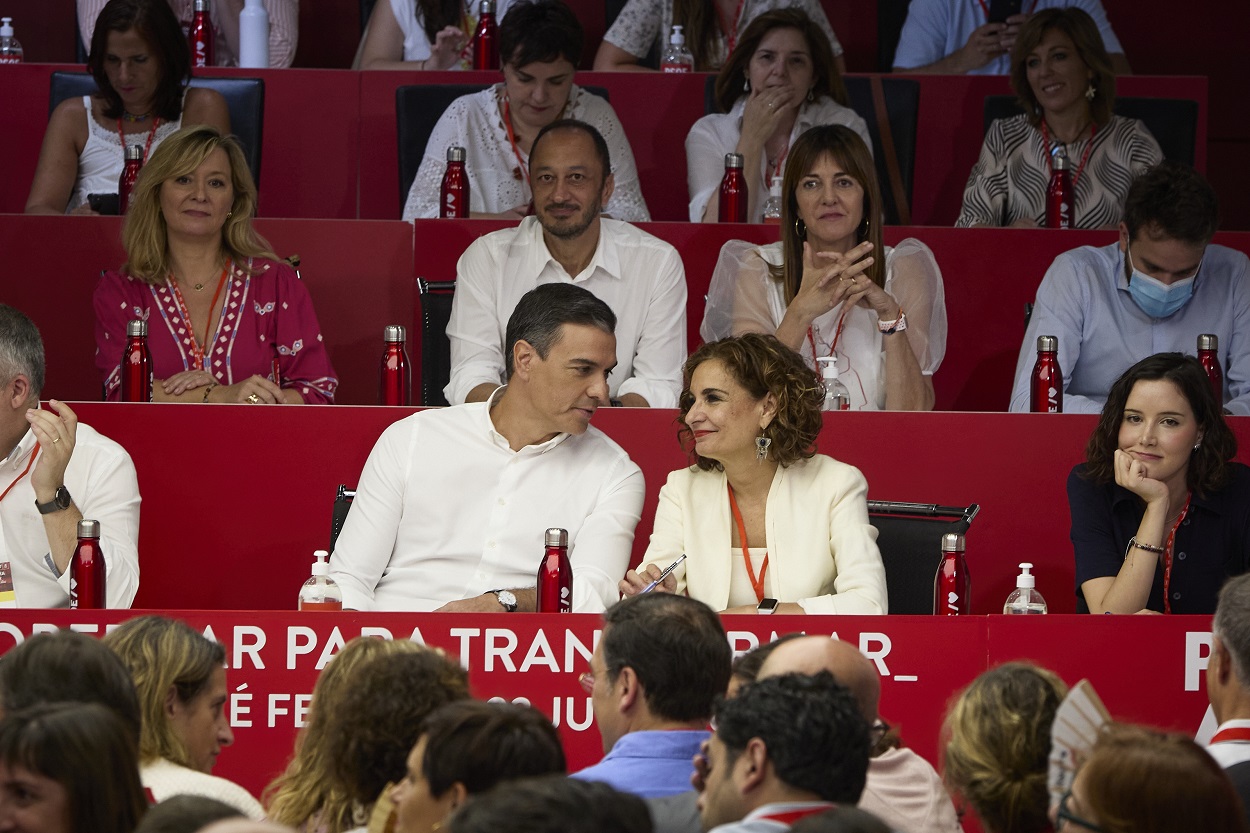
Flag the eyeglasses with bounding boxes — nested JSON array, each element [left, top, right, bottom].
[[578, 671, 595, 694], [1056, 788, 1104, 832]]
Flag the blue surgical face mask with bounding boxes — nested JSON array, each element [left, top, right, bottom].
[[1125, 246, 1198, 319]]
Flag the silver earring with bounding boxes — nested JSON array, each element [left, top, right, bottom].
[[1084, 83, 1095, 101], [1194, 441, 1202, 450], [755, 434, 771, 462], [806, 88, 815, 103], [743, 76, 750, 93], [226, 211, 233, 219]]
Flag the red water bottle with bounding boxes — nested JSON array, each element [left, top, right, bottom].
[[933, 532, 969, 616], [189, 0, 214, 67], [471, 0, 498, 71], [69, 520, 106, 609], [718, 153, 747, 223], [120, 319, 152, 402], [1045, 147, 1072, 229], [119, 144, 143, 214], [380, 325, 411, 406], [440, 146, 470, 219], [536, 527, 572, 613], [1029, 335, 1063, 413], [1198, 334, 1223, 405]]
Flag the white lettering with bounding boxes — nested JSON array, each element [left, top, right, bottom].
[[268, 693, 290, 728], [314, 628, 346, 670], [405, 627, 426, 645], [485, 629, 519, 672], [230, 692, 253, 728], [520, 631, 559, 673], [726, 631, 760, 659], [202, 624, 219, 644], [450, 628, 480, 668], [295, 693, 313, 728], [859, 632, 892, 676], [359, 627, 393, 640], [564, 696, 594, 731], [233, 626, 267, 670], [488, 695, 533, 708], [31, 623, 57, 635], [1186, 631, 1214, 692], [67, 623, 99, 634], [565, 629, 596, 672], [0, 623, 25, 646], [287, 626, 318, 670]]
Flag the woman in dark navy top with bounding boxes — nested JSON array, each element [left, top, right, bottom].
[[1069, 353, 1250, 614]]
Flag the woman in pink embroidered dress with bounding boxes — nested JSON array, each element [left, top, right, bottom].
[[93, 125, 338, 404]]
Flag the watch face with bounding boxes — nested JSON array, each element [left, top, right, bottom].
[[54, 486, 71, 509], [497, 590, 517, 609]]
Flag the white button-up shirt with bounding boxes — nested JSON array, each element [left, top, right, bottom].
[[327, 397, 645, 612], [445, 216, 687, 408], [0, 423, 140, 608]]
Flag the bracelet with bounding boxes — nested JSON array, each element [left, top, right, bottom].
[[1128, 536, 1165, 555], [201, 384, 217, 403], [878, 308, 907, 335]]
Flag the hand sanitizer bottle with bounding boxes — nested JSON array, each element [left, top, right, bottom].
[[660, 25, 693, 72], [762, 176, 783, 224], [816, 357, 849, 411], [0, 18, 23, 63], [298, 550, 343, 611], [1003, 562, 1047, 614]]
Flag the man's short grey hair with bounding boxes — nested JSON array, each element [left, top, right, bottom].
[[0, 305, 46, 397], [1214, 574, 1250, 688]]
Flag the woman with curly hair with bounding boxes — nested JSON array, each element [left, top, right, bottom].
[[941, 662, 1067, 833], [262, 636, 435, 832], [1069, 352, 1250, 614], [620, 333, 886, 614]]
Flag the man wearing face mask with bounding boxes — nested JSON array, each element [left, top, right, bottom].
[[1009, 161, 1250, 414]]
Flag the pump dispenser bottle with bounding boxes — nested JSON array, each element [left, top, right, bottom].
[[298, 551, 343, 611], [1003, 563, 1047, 614]]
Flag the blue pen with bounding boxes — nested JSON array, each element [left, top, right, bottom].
[[641, 554, 687, 593]]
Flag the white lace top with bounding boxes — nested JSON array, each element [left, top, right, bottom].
[[71, 95, 183, 212], [402, 84, 650, 222]]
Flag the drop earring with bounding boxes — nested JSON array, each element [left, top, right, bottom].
[[795, 218, 806, 239], [755, 433, 772, 462], [743, 75, 750, 93], [1084, 83, 1095, 101]]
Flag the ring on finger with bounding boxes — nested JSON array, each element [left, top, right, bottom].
[[52, 437, 61, 444], [246, 393, 262, 404]]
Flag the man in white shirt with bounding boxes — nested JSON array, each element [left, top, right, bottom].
[[445, 118, 686, 409], [0, 305, 139, 608], [1204, 575, 1250, 769], [329, 283, 645, 612]]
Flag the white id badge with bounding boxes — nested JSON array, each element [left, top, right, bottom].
[[0, 562, 16, 608]]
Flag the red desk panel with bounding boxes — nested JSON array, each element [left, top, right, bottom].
[[0, 611, 1214, 811]]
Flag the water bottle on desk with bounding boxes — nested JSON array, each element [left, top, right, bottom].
[[1004, 563, 1047, 614], [537, 528, 572, 613], [69, 520, 106, 609], [934, 533, 970, 615], [472, 0, 498, 70], [1029, 335, 1063, 413], [120, 319, 152, 402], [239, 0, 270, 68], [189, 0, 214, 67], [440, 146, 470, 218], [1046, 147, 1073, 229], [718, 153, 747, 223], [380, 325, 411, 406], [1198, 334, 1223, 405], [119, 144, 143, 214]]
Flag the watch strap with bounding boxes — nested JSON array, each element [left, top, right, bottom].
[[35, 486, 72, 515], [489, 589, 518, 612]]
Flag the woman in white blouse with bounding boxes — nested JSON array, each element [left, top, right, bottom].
[[702, 125, 946, 411], [685, 8, 870, 223], [359, 0, 516, 70], [401, 0, 650, 221]]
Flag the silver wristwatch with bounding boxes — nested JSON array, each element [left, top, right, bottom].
[[491, 589, 518, 612]]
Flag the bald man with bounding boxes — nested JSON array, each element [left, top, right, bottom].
[[757, 636, 961, 833]]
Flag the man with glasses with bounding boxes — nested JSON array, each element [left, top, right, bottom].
[[1009, 162, 1250, 414]]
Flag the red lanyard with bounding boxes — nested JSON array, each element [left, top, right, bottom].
[[770, 140, 789, 180], [755, 805, 836, 825], [805, 307, 850, 361], [727, 483, 768, 603], [1041, 120, 1098, 190], [715, 0, 746, 59], [502, 95, 532, 184], [0, 443, 39, 505], [168, 264, 231, 370], [116, 116, 162, 164], [974, 0, 1038, 19], [1211, 727, 1250, 744], [1160, 493, 1192, 615]]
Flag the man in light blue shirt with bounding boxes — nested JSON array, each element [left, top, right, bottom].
[[1010, 162, 1250, 414], [892, 0, 1128, 75], [573, 593, 730, 799]]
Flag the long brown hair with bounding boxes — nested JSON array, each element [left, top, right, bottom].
[[87, 0, 190, 121], [712, 8, 846, 113], [672, 0, 719, 71], [772, 125, 885, 305], [1010, 7, 1115, 128]]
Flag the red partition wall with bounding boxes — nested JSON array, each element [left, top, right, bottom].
[[0, 215, 414, 405]]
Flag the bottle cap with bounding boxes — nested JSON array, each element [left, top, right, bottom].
[[769, 176, 782, 198], [383, 325, 406, 342], [311, 549, 330, 576], [0, 18, 13, 38], [1198, 333, 1218, 351], [1037, 335, 1057, 352], [126, 319, 148, 337], [77, 519, 101, 538], [815, 356, 837, 379], [447, 146, 466, 162], [724, 153, 744, 169], [125, 144, 144, 161], [1016, 562, 1035, 589], [941, 533, 965, 553], [479, 0, 495, 12], [545, 528, 568, 547], [670, 25, 685, 46], [1051, 146, 1071, 170], [194, 0, 209, 10]]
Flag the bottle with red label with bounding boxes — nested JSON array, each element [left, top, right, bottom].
[[69, 520, 106, 610], [817, 357, 849, 411], [471, 0, 498, 70], [933, 532, 969, 616], [1029, 335, 1063, 413], [119, 144, 143, 214], [1198, 334, 1223, 405], [0, 18, 23, 64], [718, 153, 747, 223], [120, 319, 152, 402], [380, 325, 411, 406], [536, 527, 572, 613], [660, 25, 693, 73], [440, 146, 470, 218], [1045, 146, 1072, 229], [189, 0, 214, 67], [298, 551, 343, 611]]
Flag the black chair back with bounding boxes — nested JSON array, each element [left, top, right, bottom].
[[867, 501, 980, 614], [361, 0, 379, 32], [395, 84, 610, 208], [329, 484, 356, 551], [417, 277, 457, 406], [982, 95, 1198, 166], [49, 71, 266, 186]]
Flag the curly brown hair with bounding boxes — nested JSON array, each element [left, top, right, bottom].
[[678, 334, 823, 472]]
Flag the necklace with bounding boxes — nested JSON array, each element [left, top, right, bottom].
[[168, 263, 230, 369], [121, 111, 150, 122]]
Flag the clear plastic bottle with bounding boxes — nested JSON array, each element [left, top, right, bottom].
[[816, 357, 849, 411], [0, 18, 23, 63], [761, 176, 783, 225], [660, 25, 693, 73], [1003, 562, 1047, 614], [298, 550, 343, 611]]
